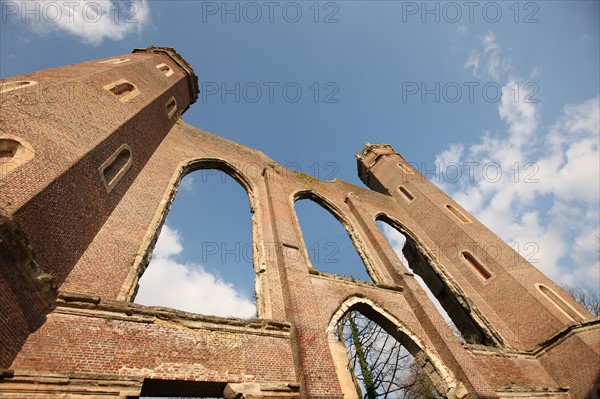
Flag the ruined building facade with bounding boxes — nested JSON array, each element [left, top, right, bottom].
[[0, 47, 598, 399]]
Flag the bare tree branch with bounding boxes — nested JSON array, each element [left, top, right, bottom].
[[337, 311, 442, 399], [561, 284, 600, 317]]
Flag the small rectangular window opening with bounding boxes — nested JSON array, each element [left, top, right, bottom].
[[398, 186, 414, 202], [462, 252, 492, 281], [111, 83, 134, 96], [156, 63, 174, 77], [166, 96, 178, 119], [99, 144, 132, 192], [0, 134, 34, 179], [0, 80, 37, 94], [446, 204, 472, 224], [398, 163, 414, 174], [99, 58, 130, 65], [104, 80, 139, 103], [0, 138, 20, 158]]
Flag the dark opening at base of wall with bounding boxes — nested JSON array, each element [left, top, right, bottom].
[[139, 379, 226, 397]]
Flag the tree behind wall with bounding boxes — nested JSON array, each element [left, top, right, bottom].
[[336, 311, 441, 399], [562, 284, 600, 317]]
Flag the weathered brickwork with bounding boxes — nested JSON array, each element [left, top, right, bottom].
[[0, 47, 598, 399], [11, 294, 295, 381]]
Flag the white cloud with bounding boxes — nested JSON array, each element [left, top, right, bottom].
[[179, 175, 194, 191], [380, 223, 408, 264], [464, 32, 511, 82], [135, 225, 257, 318], [13, 1, 150, 46], [498, 80, 538, 142], [481, 32, 498, 53], [464, 53, 480, 77], [435, 32, 600, 290], [152, 223, 182, 258]]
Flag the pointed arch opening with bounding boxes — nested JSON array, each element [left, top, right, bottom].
[[376, 215, 496, 346], [294, 191, 373, 282], [327, 297, 463, 399], [133, 161, 258, 319]]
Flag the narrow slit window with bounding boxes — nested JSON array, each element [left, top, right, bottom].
[[398, 186, 414, 202], [398, 163, 414, 174], [0, 80, 37, 94], [165, 96, 178, 119], [446, 204, 472, 224], [99, 58, 130, 65], [536, 284, 586, 322], [99, 144, 132, 192], [104, 80, 139, 103], [461, 252, 492, 281], [156, 63, 174, 77]]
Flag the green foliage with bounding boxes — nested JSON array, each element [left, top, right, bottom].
[[293, 171, 319, 183]]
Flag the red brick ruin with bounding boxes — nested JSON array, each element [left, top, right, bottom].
[[1, 47, 598, 399]]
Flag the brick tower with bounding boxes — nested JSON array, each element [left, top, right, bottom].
[[0, 47, 598, 399]]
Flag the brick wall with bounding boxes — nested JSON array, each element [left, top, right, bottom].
[[1, 50, 598, 399]]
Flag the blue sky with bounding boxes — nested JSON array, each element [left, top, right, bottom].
[[2, 0, 598, 318]]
